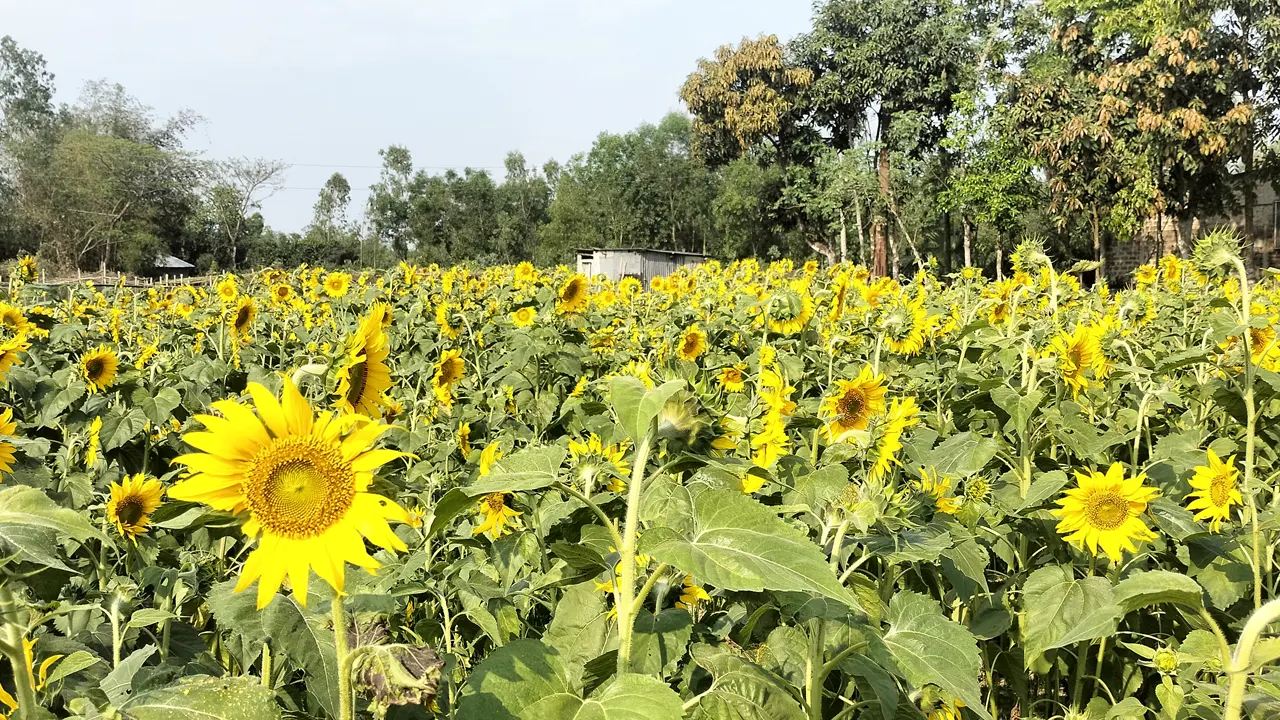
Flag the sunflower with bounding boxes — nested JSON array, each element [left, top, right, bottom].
[[1134, 264, 1157, 286], [16, 255, 37, 281], [821, 366, 888, 442], [767, 281, 815, 335], [750, 415, 790, 469], [168, 378, 411, 608], [514, 262, 536, 284], [435, 302, 459, 339], [1186, 449, 1242, 532], [474, 492, 522, 539], [1051, 463, 1159, 560], [324, 272, 351, 298], [216, 276, 238, 304], [557, 274, 591, 314], [870, 397, 919, 481], [678, 325, 707, 361], [0, 408, 17, 476], [231, 297, 257, 337], [510, 306, 537, 328], [86, 417, 102, 467], [432, 349, 466, 408], [107, 474, 164, 542], [927, 701, 964, 720], [0, 304, 31, 336], [82, 346, 119, 393], [457, 422, 472, 458], [568, 433, 631, 493], [675, 576, 711, 611], [718, 364, 746, 393], [1049, 325, 1104, 398], [334, 305, 393, 418], [0, 334, 26, 382], [271, 283, 294, 305], [880, 294, 928, 356]]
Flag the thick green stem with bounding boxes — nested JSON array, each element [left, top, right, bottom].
[[1233, 258, 1264, 612], [1225, 597, 1280, 720], [804, 618, 825, 720], [333, 594, 354, 720], [0, 585, 36, 720], [552, 481, 623, 551], [615, 428, 654, 674]]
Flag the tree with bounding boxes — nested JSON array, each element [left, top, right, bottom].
[[200, 158, 287, 269], [0, 36, 55, 140], [784, 147, 879, 265], [310, 172, 353, 243], [797, 0, 980, 275], [1007, 0, 1251, 257], [496, 152, 552, 262], [711, 158, 790, 260], [367, 146, 415, 259], [679, 35, 816, 167], [540, 113, 718, 264]]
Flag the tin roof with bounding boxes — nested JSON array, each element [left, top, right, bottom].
[[575, 247, 707, 258], [154, 254, 195, 269]]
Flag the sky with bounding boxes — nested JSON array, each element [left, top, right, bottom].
[[2, 0, 814, 232]]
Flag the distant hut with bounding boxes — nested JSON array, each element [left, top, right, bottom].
[[575, 248, 706, 285], [143, 255, 196, 281]]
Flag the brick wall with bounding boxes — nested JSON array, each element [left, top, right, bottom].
[[1105, 182, 1279, 285]]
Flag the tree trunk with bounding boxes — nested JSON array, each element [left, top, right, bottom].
[[940, 148, 953, 275], [995, 231, 1004, 281], [888, 227, 900, 279], [1090, 203, 1102, 263], [962, 216, 972, 268], [838, 209, 848, 264], [873, 114, 892, 277], [892, 207, 924, 271], [854, 196, 867, 266]]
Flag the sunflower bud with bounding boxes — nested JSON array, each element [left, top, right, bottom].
[[1191, 229, 1244, 275]]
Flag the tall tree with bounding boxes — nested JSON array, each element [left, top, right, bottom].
[[679, 35, 816, 167], [310, 172, 353, 243], [367, 145, 415, 259], [798, 0, 979, 275], [201, 158, 288, 269]]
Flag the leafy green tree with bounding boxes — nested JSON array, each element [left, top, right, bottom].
[[367, 145, 415, 259], [797, 0, 980, 275], [1007, 0, 1252, 256], [496, 152, 552, 262], [711, 158, 789, 260], [540, 113, 718, 264], [680, 35, 816, 167]]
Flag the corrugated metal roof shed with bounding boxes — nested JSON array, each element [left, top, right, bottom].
[[576, 248, 706, 284], [154, 255, 195, 269]]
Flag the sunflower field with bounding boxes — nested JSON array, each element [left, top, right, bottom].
[[3, 234, 1280, 720]]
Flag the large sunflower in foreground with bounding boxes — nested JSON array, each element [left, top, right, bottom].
[[1186, 449, 1242, 532], [0, 334, 29, 382], [335, 305, 392, 417], [82, 345, 119, 393], [0, 408, 16, 476], [107, 474, 164, 541], [557, 274, 591, 314], [821, 366, 887, 442], [168, 379, 410, 608], [1052, 463, 1159, 560]]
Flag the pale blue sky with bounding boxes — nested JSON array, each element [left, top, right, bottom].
[[3, 0, 813, 232]]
